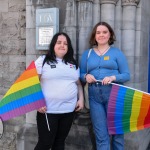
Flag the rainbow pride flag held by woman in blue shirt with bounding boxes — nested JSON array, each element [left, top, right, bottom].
[[108, 83, 150, 134]]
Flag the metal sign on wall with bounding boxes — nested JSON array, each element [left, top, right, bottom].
[[36, 8, 59, 50]]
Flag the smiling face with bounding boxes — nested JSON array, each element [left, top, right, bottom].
[[54, 35, 68, 59], [95, 25, 110, 46]]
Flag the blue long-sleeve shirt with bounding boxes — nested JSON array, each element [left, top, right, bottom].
[[80, 47, 130, 83]]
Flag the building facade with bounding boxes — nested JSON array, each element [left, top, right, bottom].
[[0, 0, 150, 149]]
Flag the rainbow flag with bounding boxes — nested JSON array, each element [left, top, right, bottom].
[[107, 83, 150, 134], [0, 61, 46, 121]]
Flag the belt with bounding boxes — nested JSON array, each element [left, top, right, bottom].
[[89, 81, 102, 86]]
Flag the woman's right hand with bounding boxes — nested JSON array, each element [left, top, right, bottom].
[[38, 106, 47, 113], [85, 74, 97, 83]]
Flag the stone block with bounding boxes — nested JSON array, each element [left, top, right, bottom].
[[26, 111, 37, 124], [20, 27, 26, 39], [26, 55, 37, 67], [0, 0, 8, 12], [141, 31, 149, 56], [1, 61, 25, 87], [134, 56, 148, 82], [4, 117, 25, 133], [66, 143, 93, 150], [9, 55, 26, 63], [78, 27, 92, 55], [135, 31, 141, 56], [101, 4, 115, 28], [17, 123, 38, 150], [125, 56, 135, 83], [134, 57, 142, 82], [26, 28, 36, 54], [6, 27, 20, 39], [114, 29, 121, 49], [26, 5, 35, 28], [125, 129, 150, 150], [122, 30, 135, 56], [135, 7, 141, 30], [2, 12, 19, 27], [26, 0, 67, 5], [0, 132, 17, 150], [19, 40, 26, 54], [122, 6, 136, 30], [9, 61, 25, 72], [9, 0, 26, 12], [0, 12, 2, 25], [140, 81, 148, 92], [66, 125, 92, 146], [26, 0, 32, 6], [19, 11, 26, 28]]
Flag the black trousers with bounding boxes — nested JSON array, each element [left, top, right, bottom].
[[34, 112, 74, 150]]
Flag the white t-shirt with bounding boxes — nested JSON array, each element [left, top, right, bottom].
[[35, 56, 79, 113]]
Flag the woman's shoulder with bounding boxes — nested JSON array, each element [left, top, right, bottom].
[[110, 46, 126, 57], [83, 48, 93, 55], [36, 55, 46, 61], [81, 49, 93, 59], [110, 46, 120, 51], [35, 55, 46, 65], [110, 46, 124, 53]]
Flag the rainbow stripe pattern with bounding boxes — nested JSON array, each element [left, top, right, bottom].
[[0, 61, 46, 121], [108, 84, 150, 134]]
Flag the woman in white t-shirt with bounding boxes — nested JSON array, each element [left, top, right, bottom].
[[34, 32, 84, 150]]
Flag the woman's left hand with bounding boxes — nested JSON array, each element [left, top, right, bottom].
[[102, 76, 116, 85], [38, 106, 47, 113], [75, 99, 84, 112]]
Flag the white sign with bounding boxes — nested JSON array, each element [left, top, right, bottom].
[[39, 27, 54, 45]]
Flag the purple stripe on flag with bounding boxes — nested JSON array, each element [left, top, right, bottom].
[[0, 99, 45, 121], [107, 84, 120, 134]]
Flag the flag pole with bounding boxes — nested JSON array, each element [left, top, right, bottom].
[[96, 80, 150, 95], [0, 117, 4, 139], [45, 113, 50, 131]]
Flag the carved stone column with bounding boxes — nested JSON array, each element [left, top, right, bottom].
[[134, 0, 144, 90], [100, 0, 119, 28], [63, 0, 77, 58], [77, 0, 93, 59], [93, 0, 100, 25], [122, 0, 140, 6], [121, 0, 140, 86], [121, 1, 150, 150], [114, 0, 122, 49], [70, 1, 96, 150]]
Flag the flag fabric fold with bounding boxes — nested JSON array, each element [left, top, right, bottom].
[[107, 83, 150, 134], [0, 61, 46, 121]]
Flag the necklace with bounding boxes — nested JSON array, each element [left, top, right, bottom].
[[97, 46, 110, 56]]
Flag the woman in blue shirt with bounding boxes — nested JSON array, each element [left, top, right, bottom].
[[80, 22, 130, 150]]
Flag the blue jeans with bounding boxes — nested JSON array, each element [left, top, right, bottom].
[[88, 82, 124, 150]]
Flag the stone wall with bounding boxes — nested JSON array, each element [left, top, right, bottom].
[[25, 1, 150, 150], [0, 0, 150, 150], [0, 0, 26, 150], [124, 1, 150, 149], [0, 0, 26, 98]]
